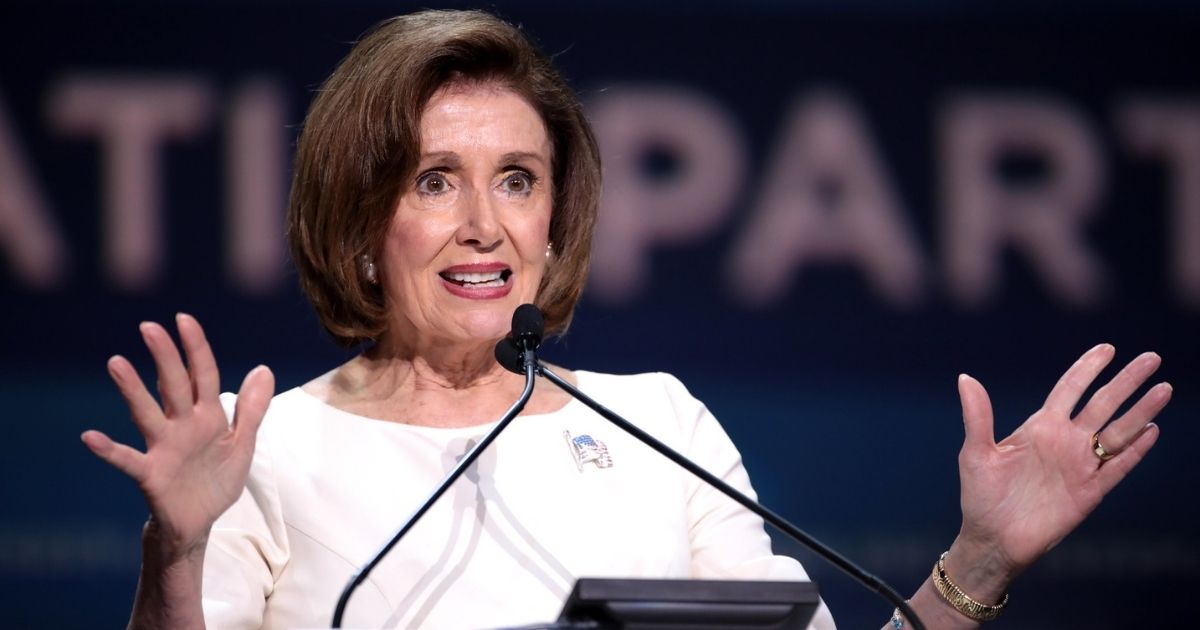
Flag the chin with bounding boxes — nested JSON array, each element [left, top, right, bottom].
[[455, 305, 516, 342]]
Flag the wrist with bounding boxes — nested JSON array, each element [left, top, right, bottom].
[[944, 536, 1015, 604], [933, 550, 1008, 623], [906, 576, 984, 630], [141, 517, 209, 566], [129, 518, 209, 630]]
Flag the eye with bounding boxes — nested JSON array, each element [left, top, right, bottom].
[[500, 170, 535, 195], [416, 171, 451, 195]]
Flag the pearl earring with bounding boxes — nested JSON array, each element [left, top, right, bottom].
[[361, 255, 377, 284], [545, 242, 553, 260]]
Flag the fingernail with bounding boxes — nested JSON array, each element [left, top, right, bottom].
[[958, 373, 970, 383], [1095, 343, 1115, 354]]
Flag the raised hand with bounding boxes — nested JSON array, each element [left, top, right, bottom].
[[945, 344, 1170, 599], [81, 313, 275, 553]]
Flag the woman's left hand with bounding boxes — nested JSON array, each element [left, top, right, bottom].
[[944, 344, 1171, 600]]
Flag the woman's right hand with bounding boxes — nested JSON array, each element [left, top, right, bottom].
[[82, 313, 275, 556]]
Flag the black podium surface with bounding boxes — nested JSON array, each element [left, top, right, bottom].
[[542, 578, 820, 629]]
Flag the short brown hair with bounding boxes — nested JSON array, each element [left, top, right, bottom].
[[287, 10, 601, 346]]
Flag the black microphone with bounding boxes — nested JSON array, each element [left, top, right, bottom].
[[331, 305, 542, 628], [512, 303, 544, 352], [495, 303, 543, 374], [515, 307, 927, 630], [495, 336, 523, 373]]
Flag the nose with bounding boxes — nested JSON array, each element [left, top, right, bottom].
[[456, 186, 503, 251]]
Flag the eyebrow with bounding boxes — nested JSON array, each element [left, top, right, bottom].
[[499, 151, 549, 167], [419, 152, 464, 169], [417, 150, 549, 168]]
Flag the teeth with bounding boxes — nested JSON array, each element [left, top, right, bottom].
[[445, 270, 506, 287], [447, 271, 502, 282]]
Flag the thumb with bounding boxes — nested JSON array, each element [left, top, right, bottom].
[[233, 365, 275, 442], [958, 373, 995, 456]]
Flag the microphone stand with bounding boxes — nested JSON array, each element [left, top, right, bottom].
[[330, 351, 538, 628], [536, 363, 926, 630]]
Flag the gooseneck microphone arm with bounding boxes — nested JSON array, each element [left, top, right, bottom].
[[330, 306, 545, 628], [535, 364, 927, 630]]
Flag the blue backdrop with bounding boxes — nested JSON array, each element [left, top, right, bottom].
[[1, 2, 1196, 628]]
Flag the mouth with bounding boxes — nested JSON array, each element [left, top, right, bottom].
[[438, 268, 513, 288]]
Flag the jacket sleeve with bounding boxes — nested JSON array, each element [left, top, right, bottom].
[[200, 393, 290, 629]]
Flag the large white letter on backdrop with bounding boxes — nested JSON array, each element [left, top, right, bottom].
[[940, 95, 1105, 307], [0, 92, 67, 289], [226, 79, 286, 294], [49, 76, 212, 290], [587, 87, 745, 304], [726, 90, 924, 308], [1119, 99, 1200, 308]]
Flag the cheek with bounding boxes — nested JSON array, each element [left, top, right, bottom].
[[523, 203, 554, 257], [376, 220, 448, 304], [382, 216, 452, 278], [531, 218, 552, 253]]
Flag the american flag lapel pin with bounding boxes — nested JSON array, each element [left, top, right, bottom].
[[564, 430, 613, 471]]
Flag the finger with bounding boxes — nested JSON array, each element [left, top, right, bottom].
[[107, 355, 165, 439], [140, 321, 194, 417], [176, 313, 220, 402], [1096, 382, 1172, 454], [233, 365, 275, 448], [958, 374, 995, 456], [1074, 352, 1162, 433], [1096, 422, 1160, 495], [81, 430, 148, 481], [1044, 344, 1116, 415]]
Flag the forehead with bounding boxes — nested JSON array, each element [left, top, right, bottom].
[[419, 83, 551, 159]]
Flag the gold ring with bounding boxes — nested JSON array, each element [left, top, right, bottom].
[[1092, 432, 1115, 462]]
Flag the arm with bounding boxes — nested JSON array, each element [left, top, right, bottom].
[[885, 345, 1169, 629], [81, 314, 275, 630], [126, 518, 209, 630]]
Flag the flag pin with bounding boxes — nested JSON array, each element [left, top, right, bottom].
[[564, 430, 613, 471]]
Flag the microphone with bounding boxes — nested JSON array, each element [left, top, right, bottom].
[[512, 303, 544, 351], [514, 307, 927, 630], [495, 303, 543, 373], [330, 305, 542, 628]]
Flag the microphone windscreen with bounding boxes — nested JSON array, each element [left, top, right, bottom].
[[512, 304, 544, 349], [493, 338, 523, 374]]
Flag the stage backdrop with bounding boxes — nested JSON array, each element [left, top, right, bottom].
[[1, 2, 1197, 628]]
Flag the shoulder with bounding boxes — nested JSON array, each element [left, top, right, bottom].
[[576, 369, 700, 398], [572, 370, 714, 440], [217, 386, 325, 431], [575, 370, 700, 404]]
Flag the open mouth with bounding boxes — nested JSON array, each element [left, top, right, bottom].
[[439, 269, 512, 288]]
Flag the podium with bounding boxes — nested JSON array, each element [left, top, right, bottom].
[[545, 578, 820, 629], [315, 578, 820, 629]]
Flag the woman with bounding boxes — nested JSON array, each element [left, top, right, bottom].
[[80, 9, 1171, 629]]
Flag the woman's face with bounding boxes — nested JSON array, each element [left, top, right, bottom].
[[379, 82, 553, 349]]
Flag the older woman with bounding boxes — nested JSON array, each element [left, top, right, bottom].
[[81, 9, 1170, 630]]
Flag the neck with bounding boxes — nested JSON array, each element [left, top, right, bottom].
[[324, 333, 523, 428], [368, 333, 505, 389]]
